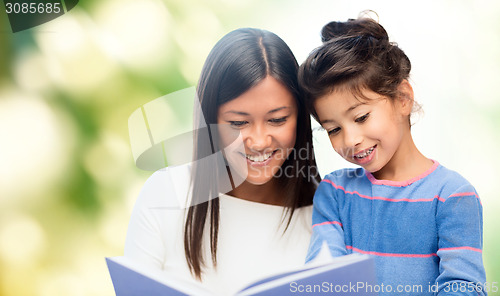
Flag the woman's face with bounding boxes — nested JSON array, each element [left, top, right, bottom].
[[217, 76, 298, 185]]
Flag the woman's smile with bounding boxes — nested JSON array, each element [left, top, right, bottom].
[[244, 149, 277, 165]]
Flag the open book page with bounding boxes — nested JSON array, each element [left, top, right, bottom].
[[235, 243, 377, 296], [236, 243, 342, 291], [237, 256, 374, 295], [106, 256, 214, 296]]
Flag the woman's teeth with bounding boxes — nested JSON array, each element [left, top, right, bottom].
[[355, 147, 375, 159], [246, 151, 274, 162]]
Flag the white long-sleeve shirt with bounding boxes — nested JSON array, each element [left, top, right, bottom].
[[124, 167, 312, 295]]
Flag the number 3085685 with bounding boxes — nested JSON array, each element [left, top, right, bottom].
[[5, 2, 62, 14]]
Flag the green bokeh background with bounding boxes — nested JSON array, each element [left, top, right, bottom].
[[0, 0, 499, 295]]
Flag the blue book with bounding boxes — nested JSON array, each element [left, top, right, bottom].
[[106, 250, 378, 295]]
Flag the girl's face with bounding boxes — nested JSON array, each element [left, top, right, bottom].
[[217, 76, 298, 186], [314, 87, 410, 174]]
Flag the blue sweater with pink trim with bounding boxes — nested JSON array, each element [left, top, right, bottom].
[[306, 162, 486, 295]]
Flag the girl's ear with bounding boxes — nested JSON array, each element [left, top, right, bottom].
[[397, 79, 414, 116]]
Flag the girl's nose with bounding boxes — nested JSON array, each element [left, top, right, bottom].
[[343, 127, 362, 149]]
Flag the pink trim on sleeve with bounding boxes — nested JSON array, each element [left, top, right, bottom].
[[346, 245, 438, 258], [312, 221, 343, 229], [439, 246, 483, 253], [345, 245, 482, 257]]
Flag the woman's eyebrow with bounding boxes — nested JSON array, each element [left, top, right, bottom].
[[268, 106, 289, 114], [223, 111, 249, 115], [223, 106, 290, 115]]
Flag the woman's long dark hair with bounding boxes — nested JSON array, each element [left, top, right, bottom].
[[184, 28, 320, 279]]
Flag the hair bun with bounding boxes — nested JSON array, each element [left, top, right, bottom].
[[320, 20, 353, 42], [321, 18, 389, 43]]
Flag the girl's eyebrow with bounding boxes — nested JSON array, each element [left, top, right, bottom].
[[320, 118, 334, 124], [319, 102, 366, 124], [345, 102, 365, 114]]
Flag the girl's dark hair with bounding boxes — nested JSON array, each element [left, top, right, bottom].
[[298, 16, 412, 120], [184, 28, 320, 279]]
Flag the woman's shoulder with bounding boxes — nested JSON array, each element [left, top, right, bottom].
[[125, 166, 190, 270], [134, 165, 192, 209]]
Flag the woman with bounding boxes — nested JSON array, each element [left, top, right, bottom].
[[124, 28, 321, 295]]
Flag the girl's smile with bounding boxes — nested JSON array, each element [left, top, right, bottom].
[[352, 144, 377, 164]]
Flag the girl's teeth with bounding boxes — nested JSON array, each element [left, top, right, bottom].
[[246, 152, 273, 162], [356, 147, 374, 159]]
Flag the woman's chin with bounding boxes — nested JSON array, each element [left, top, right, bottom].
[[244, 173, 275, 186]]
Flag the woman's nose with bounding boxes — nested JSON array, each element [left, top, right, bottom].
[[245, 125, 272, 152]]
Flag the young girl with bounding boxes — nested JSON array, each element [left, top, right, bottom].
[[298, 17, 486, 295]]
